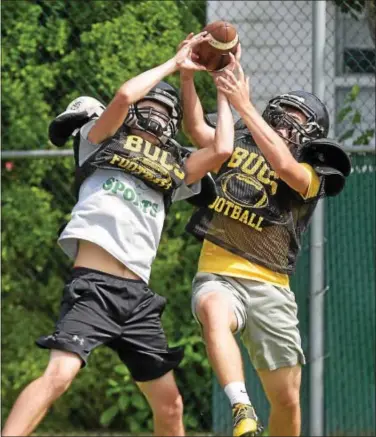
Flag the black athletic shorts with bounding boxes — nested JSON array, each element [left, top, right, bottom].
[[36, 267, 183, 382]]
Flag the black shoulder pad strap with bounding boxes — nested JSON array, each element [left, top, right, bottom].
[[48, 111, 91, 147], [302, 138, 352, 177], [234, 117, 248, 131], [165, 138, 189, 157], [185, 173, 217, 208], [204, 112, 218, 128], [179, 145, 192, 159]]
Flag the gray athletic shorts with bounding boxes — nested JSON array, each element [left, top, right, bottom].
[[192, 272, 305, 371]]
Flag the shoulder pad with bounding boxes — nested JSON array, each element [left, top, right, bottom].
[[49, 111, 91, 147], [301, 138, 351, 177], [48, 96, 105, 147], [314, 165, 347, 196]]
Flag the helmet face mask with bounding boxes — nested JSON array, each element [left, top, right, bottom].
[[262, 91, 330, 151], [264, 102, 324, 146], [125, 82, 182, 145], [134, 102, 171, 138]]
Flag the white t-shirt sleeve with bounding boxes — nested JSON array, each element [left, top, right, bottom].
[[78, 120, 100, 166], [171, 180, 201, 203], [171, 156, 203, 203]]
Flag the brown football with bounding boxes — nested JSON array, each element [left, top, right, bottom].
[[193, 20, 239, 71]]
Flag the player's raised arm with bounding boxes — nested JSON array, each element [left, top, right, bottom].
[[180, 36, 241, 150], [184, 88, 234, 185], [215, 61, 312, 196], [179, 33, 215, 149], [180, 70, 216, 149], [88, 32, 210, 145]]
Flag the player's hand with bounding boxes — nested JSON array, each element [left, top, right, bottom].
[[226, 43, 242, 72], [209, 42, 241, 84], [214, 59, 250, 112], [175, 32, 211, 74]]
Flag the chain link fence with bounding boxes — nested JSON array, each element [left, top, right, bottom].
[[2, 0, 375, 435]]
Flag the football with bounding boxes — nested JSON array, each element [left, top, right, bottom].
[[193, 20, 239, 71]]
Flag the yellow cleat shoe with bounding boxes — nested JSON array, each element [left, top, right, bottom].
[[232, 403, 263, 437]]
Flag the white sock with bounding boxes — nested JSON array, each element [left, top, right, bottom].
[[224, 381, 252, 406]]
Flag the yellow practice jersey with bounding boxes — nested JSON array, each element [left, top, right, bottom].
[[197, 163, 321, 287]]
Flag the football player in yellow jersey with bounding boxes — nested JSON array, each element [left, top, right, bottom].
[[181, 58, 350, 437]]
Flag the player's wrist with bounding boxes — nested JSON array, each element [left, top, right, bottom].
[[167, 56, 179, 74], [236, 99, 254, 117], [180, 70, 195, 82]]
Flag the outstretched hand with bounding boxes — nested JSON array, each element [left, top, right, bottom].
[[226, 43, 242, 72], [175, 32, 211, 74], [214, 59, 250, 112]]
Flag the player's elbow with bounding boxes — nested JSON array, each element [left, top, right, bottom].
[[212, 149, 232, 167], [115, 87, 132, 107], [214, 139, 233, 160], [217, 149, 233, 161]]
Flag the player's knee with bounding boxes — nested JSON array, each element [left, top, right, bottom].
[[272, 387, 300, 411], [197, 293, 232, 329], [154, 393, 184, 426], [42, 360, 80, 396], [41, 368, 76, 396]]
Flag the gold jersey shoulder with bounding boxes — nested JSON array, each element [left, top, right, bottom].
[[300, 163, 321, 199]]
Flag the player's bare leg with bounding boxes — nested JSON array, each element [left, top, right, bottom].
[[257, 365, 301, 436], [2, 350, 82, 436], [196, 291, 242, 385], [137, 370, 184, 436], [196, 291, 261, 436]]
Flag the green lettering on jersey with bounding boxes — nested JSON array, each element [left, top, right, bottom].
[[102, 177, 159, 218]]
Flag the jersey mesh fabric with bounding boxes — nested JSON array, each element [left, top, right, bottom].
[[186, 134, 322, 275]]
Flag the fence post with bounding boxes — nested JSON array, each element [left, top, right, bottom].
[[309, 1, 327, 436]]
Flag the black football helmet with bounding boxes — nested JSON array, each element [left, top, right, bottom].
[[125, 81, 182, 144], [262, 90, 330, 146]]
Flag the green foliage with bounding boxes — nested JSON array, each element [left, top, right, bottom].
[[100, 364, 152, 432], [2, 0, 213, 433], [337, 84, 375, 145]]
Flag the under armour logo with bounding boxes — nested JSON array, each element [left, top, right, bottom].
[[72, 335, 84, 346]]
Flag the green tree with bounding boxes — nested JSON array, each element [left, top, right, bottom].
[[337, 84, 375, 145], [2, 0, 214, 433]]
